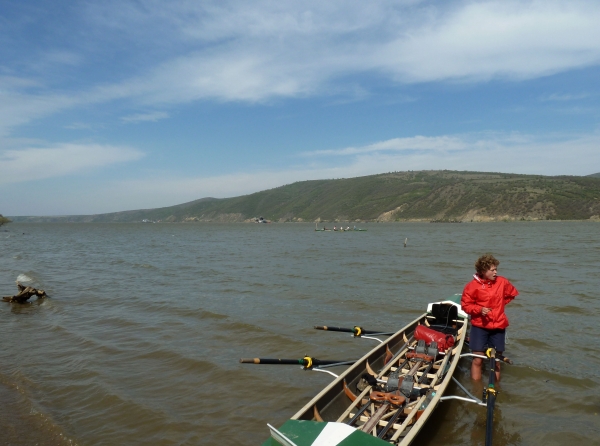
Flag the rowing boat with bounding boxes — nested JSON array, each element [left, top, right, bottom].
[[315, 223, 366, 232], [313, 228, 367, 232], [257, 295, 469, 445]]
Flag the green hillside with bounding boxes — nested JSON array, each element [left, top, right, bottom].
[[10, 170, 600, 223]]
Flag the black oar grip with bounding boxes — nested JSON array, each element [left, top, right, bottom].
[[314, 326, 356, 333], [239, 358, 302, 365]]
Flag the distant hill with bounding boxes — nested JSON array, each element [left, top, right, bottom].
[[10, 170, 600, 223], [587, 172, 600, 178]]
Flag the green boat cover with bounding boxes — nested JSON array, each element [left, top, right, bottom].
[[261, 420, 390, 446]]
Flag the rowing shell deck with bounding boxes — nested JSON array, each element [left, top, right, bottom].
[[262, 295, 467, 445]]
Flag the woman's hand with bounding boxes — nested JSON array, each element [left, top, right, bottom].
[[481, 307, 492, 316]]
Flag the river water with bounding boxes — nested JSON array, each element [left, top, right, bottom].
[[0, 222, 598, 445]]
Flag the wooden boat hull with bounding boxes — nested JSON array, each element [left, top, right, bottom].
[[263, 296, 467, 445]]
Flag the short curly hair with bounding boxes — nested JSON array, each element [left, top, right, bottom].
[[475, 254, 499, 276]]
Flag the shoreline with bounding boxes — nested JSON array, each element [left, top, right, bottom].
[[4, 218, 600, 224]]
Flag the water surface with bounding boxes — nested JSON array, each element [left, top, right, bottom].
[[1, 222, 599, 445]]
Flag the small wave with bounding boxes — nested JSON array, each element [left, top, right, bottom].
[[199, 310, 228, 320], [133, 263, 157, 269], [281, 274, 306, 279], [16, 273, 33, 282], [510, 365, 598, 390], [573, 292, 595, 301], [514, 338, 552, 350], [547, 305, 586, 315]]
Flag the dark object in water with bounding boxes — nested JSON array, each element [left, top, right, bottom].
[[3, 282, 48, 303]]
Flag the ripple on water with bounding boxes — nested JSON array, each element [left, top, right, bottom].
[[514, 337, 553, 350], [132, 263, 158, 269], [546, 305, 587, 315]]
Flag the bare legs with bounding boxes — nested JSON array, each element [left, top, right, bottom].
[[471, 351, 502, 382]]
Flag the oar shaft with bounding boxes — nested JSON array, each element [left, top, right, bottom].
[[239, 358, 352, 367], [314, 360, 357, 369], [314, 326, 389, 335], [312, 360, 356, 366], [485, 393, 496, 446], [485, 352, 497, 446]]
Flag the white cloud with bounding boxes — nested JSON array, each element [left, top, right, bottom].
[[90, 0, 600, 104], [121, 111, 169, 123], [0, 143, 144, 184], [301, 132, 600, 176], [0, 76, 43, 90], [303, 135, 491, 156], [2, 1, 600, 130], [37, 50, 82, 69], [374, 0, 600, 82], [136, 52, 320, 103], [0, 91, 78, 137], [64, 122, 96, 130]]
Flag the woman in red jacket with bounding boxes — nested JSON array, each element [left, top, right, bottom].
[[461, 254, 518, 381]]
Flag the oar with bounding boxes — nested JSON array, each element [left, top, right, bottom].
[[484, 348, 498, 446], [314, 325, 396, 337], [239, 357, 356, 369]]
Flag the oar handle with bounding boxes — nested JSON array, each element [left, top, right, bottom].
[[314, 325, 384, 336], [314, 326, 356, 333], [239, 358, 303, 365], [497, 354, 513, 364]]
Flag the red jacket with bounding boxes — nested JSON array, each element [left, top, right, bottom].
[[461, 275, 518, 330]]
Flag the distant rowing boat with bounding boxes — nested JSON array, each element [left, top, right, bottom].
[[315, 224, 367, 232]]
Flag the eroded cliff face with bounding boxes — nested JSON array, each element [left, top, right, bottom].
[[181, 213, 245, 223], [377, 205, 409, 222], [375, 205, 550, 223]]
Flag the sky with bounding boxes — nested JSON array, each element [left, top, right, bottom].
[[1, 0, 600, 216]]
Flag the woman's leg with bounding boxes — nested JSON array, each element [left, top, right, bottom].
[[494, 352, 503, 382], [469, 326, 488, 380], [471, 351, 484, 380]]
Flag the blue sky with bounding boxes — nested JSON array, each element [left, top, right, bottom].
[[1, 0, 600, 216]]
